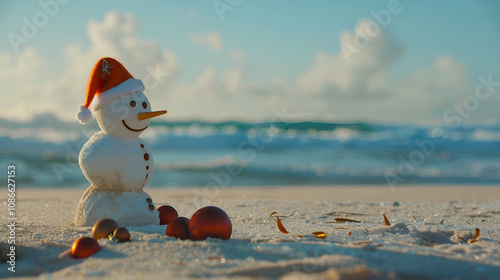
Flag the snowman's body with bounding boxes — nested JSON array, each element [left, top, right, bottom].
[[80, 132, 152, 191], [74, 84, 163, 227]]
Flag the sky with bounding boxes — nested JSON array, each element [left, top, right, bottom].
[[0, 0, 499, 124]]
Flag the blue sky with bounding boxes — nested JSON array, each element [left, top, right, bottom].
[[1, 0, 499, 123]]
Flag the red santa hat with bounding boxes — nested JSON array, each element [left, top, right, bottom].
[[76, 57, 144, 124]]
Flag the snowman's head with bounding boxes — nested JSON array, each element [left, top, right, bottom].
[[95, 92, 164, 139]]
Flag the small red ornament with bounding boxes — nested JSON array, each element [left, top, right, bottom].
[[189, 206, 232, 241], [71, 237, 100, 259], [158, 205, 179, 225], [166, 217, 190, 240]]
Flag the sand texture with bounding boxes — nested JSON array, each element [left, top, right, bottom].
[[1, 186, 500, 279]]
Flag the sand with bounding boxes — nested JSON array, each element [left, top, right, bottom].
[[1, 185, 500, 279]]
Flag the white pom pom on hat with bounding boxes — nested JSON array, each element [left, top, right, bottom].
[[76, 105, 92, 124], [75, 57, 144, 125]]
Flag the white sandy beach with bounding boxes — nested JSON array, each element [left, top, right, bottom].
[[2, 185, 500, 279]]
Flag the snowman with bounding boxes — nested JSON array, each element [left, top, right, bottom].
[[74, 57, 166, 227]]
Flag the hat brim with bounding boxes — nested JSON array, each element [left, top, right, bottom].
[[91, 78, 145, 111]]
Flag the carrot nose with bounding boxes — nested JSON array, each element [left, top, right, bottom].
[[138, 110, 167, 120]]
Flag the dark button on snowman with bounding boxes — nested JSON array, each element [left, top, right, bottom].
[[74, 57, 166, 227]]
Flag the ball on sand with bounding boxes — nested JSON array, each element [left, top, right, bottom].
[[158, 205, 179, 225], [71, 237, 100, 258], [113, 227, 131, 242], [92, 218, 119, 240], [189, 206, 232, 241], [166, 217, 190, 240]]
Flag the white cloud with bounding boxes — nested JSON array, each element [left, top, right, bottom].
[[0, 47, 47, 81], [167, 64, 292, 121], [221, 68, 243, 92], [190, 31, 223, 51], [185, 67, 244, 101], [0, 47, 50, 121], [293, 18, 472, 123], [1, 14, 489, 124], [298, 19, 404, 99], [0, 11, 178, 122]]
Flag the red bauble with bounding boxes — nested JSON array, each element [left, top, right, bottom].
[[189, 206, 232, 241], [71, 237, 100, 259], [166, 217, 190, 240], [158, 205, 179, 225]]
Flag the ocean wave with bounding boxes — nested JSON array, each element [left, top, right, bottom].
[[2, 114, 500, 187], [155, 156, 237, 171], [4, 113, 500, 144]]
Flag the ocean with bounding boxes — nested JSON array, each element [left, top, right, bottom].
[[2, 114, 500, 188]]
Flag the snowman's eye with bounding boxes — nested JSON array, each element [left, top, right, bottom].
[[142, 102, 147, 109], [130, 101, 136, 107]]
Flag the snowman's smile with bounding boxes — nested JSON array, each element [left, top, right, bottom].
[[122, 120, 148, 132]]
